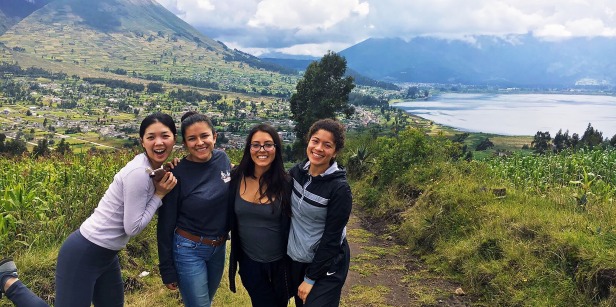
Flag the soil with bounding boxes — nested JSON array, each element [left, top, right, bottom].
[[341, 209, 475, 307]]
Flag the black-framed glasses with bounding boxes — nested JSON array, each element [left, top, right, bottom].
[[250, 143, 276, 151]]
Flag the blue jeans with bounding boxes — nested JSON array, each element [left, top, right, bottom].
[[173, 232, 226, 307]]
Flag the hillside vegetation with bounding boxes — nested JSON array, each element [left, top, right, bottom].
[[0, 150, 259, 306], [1, 129, 615, 305], [0, 0, 297, 96], [343, 128, 616, 306]]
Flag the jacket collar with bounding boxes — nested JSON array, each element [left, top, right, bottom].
[[302, 160, 339, 177]]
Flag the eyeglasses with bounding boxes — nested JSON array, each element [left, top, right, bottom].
[[250, 143, 276, 152]]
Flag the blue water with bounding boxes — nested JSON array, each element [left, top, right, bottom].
[[395, 93, 616, 136]]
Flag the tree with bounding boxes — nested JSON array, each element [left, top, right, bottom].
[[451, 133, 469, 143], [475, 137, 494, 151], [217, 132, 229, 144], [289, 51, 355, 147], [32, 139, 50, 157], [571, 133, 580, 149], [0, 133, 5, 152], [55, 138, 72, 155], [406, 86, 419, 99], [580, 123, 603, 149], [4, 136, 27, 156], [610, 134, 616, 147], [531, 131, 551, 154], [552, 129, 571, 152], [147, 82, 164, 93]]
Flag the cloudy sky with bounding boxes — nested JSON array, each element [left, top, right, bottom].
[[156, 0, 616, 57]]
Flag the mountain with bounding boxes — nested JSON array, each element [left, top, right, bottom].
[[260, 57, 399, 90], [0, 0, 293, 95], [258, 52, 319, 61], [0, 0, 53, 34], [260, 57, 312, 72], [340, 35, 616, 87]]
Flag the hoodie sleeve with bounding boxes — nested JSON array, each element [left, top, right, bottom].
[[305, 180, 352, 281], [122, 168, 162, 237], [157, 177, 180, 285]]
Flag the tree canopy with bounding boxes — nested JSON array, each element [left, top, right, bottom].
[[289, 51, 355, 146]]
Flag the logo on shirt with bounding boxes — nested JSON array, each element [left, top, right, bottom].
[[221, 170, 231, 183]]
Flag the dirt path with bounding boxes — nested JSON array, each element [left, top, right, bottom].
[[341, 210, 473, 307]]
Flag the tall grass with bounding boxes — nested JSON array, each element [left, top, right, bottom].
[[0, 151, 130, 252], [348, 128, 616, 306], [487, 149, 616, 210], [0, 149, 262, 306], [486, 149, 616, 193]]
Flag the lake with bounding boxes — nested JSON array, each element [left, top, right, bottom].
[[395, 93, 616, 136]]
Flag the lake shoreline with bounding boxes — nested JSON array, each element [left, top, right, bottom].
[[393, 93, 616, 137]]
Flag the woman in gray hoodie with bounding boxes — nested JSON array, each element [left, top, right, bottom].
[[287, 119, 352, 307]]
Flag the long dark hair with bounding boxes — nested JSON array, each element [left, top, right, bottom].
[[232, 123, 291, 216]]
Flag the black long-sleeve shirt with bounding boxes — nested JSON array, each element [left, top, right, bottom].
[[157, 150, 231, 284]]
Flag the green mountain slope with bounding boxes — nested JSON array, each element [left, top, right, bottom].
[[0, 0, 294, 95], [0, 10, 10, 35], [0, 0, 53, 35]]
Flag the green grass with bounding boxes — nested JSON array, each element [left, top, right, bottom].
[[3, 128, 616, 305], [341, 285, 392, 307], [0, 18, 297, 95], [348, 128, 616, 305]]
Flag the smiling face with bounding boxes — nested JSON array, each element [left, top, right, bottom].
[[183, 121, 217, 163], [250, 131, 276, 174], [306, 129, 337, 176], [141, 122, 176, 169]]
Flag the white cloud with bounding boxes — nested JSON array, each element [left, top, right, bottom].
[[534, 24, 572, 39], [247, 0, 369, 30], [155, 0, 616, 56]]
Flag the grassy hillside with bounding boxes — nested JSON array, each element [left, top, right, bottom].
[[0, 149, 249, 306], [0, 0, 296, 96], [343, 129, 616, 306], [0, 0, 53, 35], [0, 10, 11, 35], [2, 130, 615, 305]]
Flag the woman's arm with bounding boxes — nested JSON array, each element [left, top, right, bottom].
[[305, 182, 353, 280], [123, 170, 176, 237], [157, 180, 181, 286]]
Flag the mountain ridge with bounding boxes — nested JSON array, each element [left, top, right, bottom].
[[260, 57, 399, 90], [0, 0, 52, 35], [338, 35, 616, 87], [0, 0, 294, 95]]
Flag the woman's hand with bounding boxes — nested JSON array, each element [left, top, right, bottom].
[[154, 172, 177, 199], [165, 282, 178, 290], [166, 157, 181, 170], [298, 281, 314, 303]]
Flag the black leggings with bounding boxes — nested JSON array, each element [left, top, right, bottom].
[[290, 239, 350, 307], [4, 280, 49, 307], [54, 230, 123, 307], [239, 255, 291, 307], [5, 230, 122, 307]]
